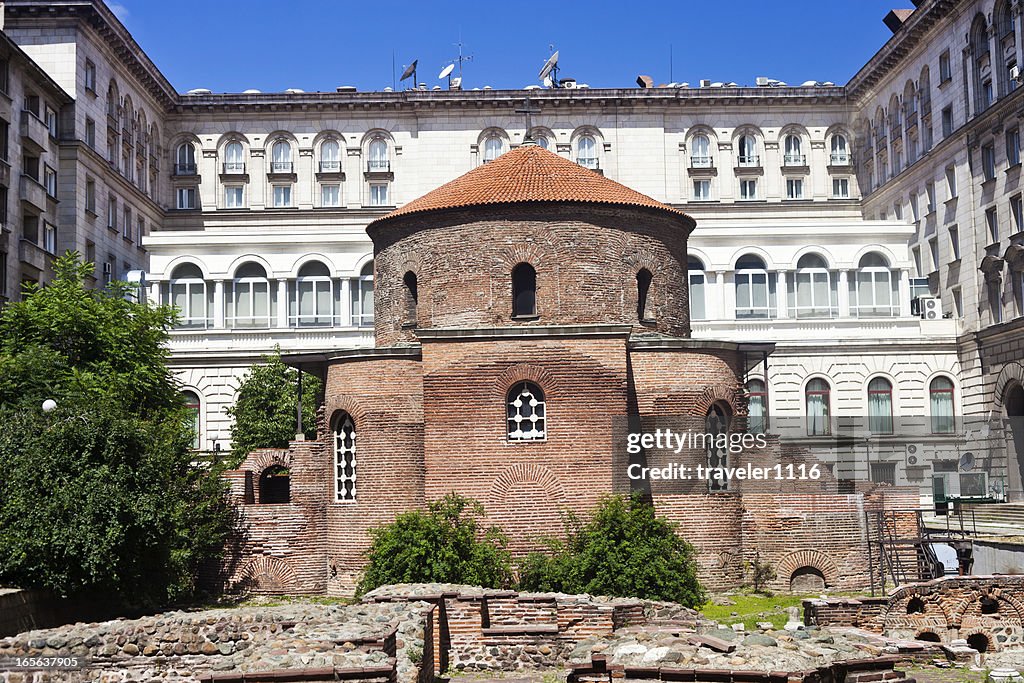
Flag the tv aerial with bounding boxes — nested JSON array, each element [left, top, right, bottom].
[[538, 49, 560, 88], [400, 59, 418, 89], [439, 63, 456, 89]]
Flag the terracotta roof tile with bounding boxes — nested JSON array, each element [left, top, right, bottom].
[[369, 144, 694, 229]]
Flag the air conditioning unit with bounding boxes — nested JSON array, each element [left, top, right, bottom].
[[918, 296, 941, 320], [905, 443, 923, 467], [1012, 64, 1022, 82]]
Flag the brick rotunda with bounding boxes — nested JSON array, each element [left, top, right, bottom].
[[220, 144, 914, 596]]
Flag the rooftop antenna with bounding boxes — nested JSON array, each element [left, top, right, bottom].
[[538, 47, 559, 88], [669, 43, 674, 83], [516, 95, 542, 143], [439, 63, 455, 89], [400, 59, 418, 90], [452, 34, 474, 82]]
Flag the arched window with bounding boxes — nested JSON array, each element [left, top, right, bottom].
[[106, 80, 119, 120], [737, 134, 758, 166], [806, 378, 832, 436], [706, 402, 731, 491], [789, 254, 836, 318], [403, 270, 418, 324], [575, 134, 598, 169], [830, 134, 849, 164], [175, 142, 196, 175], [535, 136, 549, 150], [182, 390, 201, 450], [688, 256, 706, 320], [169, 262, 210, 328], [229, 262, 272, 328], [852, 252, 898, 317], [320, 139, 341, 172], [868, 377, 894, 435], [290, 261, 334, 327], [259, 466, 291, 504], [636, 268, 653, 321], [368, 138, 389, 171], [507, 382, 546, 441], [971, 14, 993, 112], [735, 254, 774, 319], [352, 260, 374, 327], [690, 134, 712, 168], [746, 379, 767, 433], [271, 140, 292, 173], [482, 135, 504, 162], [224, 141, 245, 174], [783, 134, 804, 165], [930, 376, 956, 434], [512, 263, 537, 317], [333, 412, 357, 501]]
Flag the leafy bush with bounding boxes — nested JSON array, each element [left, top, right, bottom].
[[517, 493, 706, 607], [744, 553, 777, 594], [357, 494, 513, 594], [227, 350, 321, 464]]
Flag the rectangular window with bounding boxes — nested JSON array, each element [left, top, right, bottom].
[[103, 259, 112, 286], [870, 462, 897, 486], [952, 287, 963, 318], [41, 222, 55, 254], [0, 186, 7, 226], [912, 246, 923, 277], [1008, 128, 1021, 166], [44, 166, 56, 197], [175, 187, 196, 210], [945, 165, 957, 199], [948, 225, 960, 261], [122, 206, 131, 239], [84, 60, 96, 93], [939, 50, 952, 82], [321, 183, 341, 207], [85, 117, 95, 148], [107, 195, 116, 228], [24, 94, 39, 117], [739, 179, 757, 200], [692, 179, 711, 201], [137, 217, 144, 243], [785, 178, 803, 199], [982, 143, 996, 180], [983, 78, 994, 108], [925, 181, 935, 213], [224, 186, 244, 208], [0, 58, 8, 94], [910, 192, 920, 221], [929, 236, 939, 271], [0, 120, 8, 161], [1013, 194, 1024, 233], [369, 182, 389, 206], [85, 178, 96, 213], [942, 106, 954, 137], [272, 184, 292, 207], [987, 206, 999, 242], [44, 106, 57, 138], [894, 201, 903, 219], [831, 177, 850, 198]]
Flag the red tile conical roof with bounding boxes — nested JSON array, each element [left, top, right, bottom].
[[368, 144, 694, 230]]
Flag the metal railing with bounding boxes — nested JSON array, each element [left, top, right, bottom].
[[319, 160, 341, 173], [269, 161, 293, 174], [222, 162, 246, 174], [173, 163, 197, 176], [737, 154, 760, 167], [366, 160, 390, 172], [689, 156, 713, 168], [830, 152, 851, 165], [783, 153, 806, 166]]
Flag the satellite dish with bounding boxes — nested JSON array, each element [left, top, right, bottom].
[[439, 63, 455, 80], [400, 60, 418, 82], [960, 452, 976, 471], [538, 50, 559, 82]]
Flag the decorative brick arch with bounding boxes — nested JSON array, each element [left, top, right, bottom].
[[881, 586, 954, 630], [488, 464, 567, 555], [232, 555, 298, 594], [242, 448, 291, 475], [776, 549, 839, 588], [494, 363, 560, 399], [500, 243, 547, 270], [692, 385, 745, 418], [950, 587, 1024, 627], [490, 463, 567, 504], [994, 361, 1024, 410], [324, 395, 369, 429], [622, 250, 658, 273]]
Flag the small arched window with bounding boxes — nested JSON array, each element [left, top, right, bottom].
[[482, 135, 504, 162], [852, 252, 898, 317], [512, 263, 537, 318], [690, 134, 712, 168], [930, 376, 956, 434], [830, 134, 849, 164], [169, 262, 209, 328], [230, 262, 272, 328], [259, 465, 291, 504], [182, 390, 201, 450], [271, 140, 292, 173], [783, 134, 804, 165], [175, 142, 196, 175], [224, 141, 245, 174], [636, 268, 653, 322], [320, 139, 341, 172], [507, 382, 546, 441], [790, 253, 836, 319], [735, 254, 774, 319], [806, 378, 832, 436], [291, 261, 333, 327], [706, 402, 731, 491], [333, 412, 357, 501], [352, 260, 374, 327], [868, 377, 894, 435], [403, 271, 418, 324], [746, 379, 767, 434], [688, 256, 706, 320], [368, 138, 389, 171], [737, 134, 758, 166], [575, 135, 598, 169]]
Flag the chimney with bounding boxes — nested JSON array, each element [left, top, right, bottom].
[[883, 9, 914, 34]]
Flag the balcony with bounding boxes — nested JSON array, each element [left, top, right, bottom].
[[267, 160, 295, 179], [173, 163, 198, 177], [168, 325, 376, 356], [689, 156, 713, 168], [317, 159, 344, 179], [19, 110, 48, 153], [890, 124, 902, 140], [19, 175, 47, 212], [365, 159, 393, 179], [18, 237, 50, 272], [221, 162, 247, 177], [828, 153, 852, 168], [734, 155, 762, 174], [875, 131, 887, 148], [691, 315, 959, 343], [576, 157, 601, 172], [905, 111, 918, 131]]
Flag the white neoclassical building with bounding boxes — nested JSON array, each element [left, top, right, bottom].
[[0, 0, 1020, 502]]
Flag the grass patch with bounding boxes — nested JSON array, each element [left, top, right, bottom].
[[699, 592, 809, 630]]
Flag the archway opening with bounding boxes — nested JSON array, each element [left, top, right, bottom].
[[907, 597, 926, 614], [258, 465, 291, 504], [916, 631, 941, 643], [1007, 383, 1024, 492], [636, 268, 653, 322], [967, 633, 990, 653], [790, 566, 826, 592], [980, 595, 1000, 615]]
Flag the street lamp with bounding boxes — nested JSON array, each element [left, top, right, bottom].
[[42, 399, 57, 413]]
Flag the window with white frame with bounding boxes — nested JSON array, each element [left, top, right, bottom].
[[783, 134, 804, 165], [369, 182, 389, 206], [320, 138, 341, 172], [229, 262, 272, 328], [1013, 194, 1023, 232], [44, 166, 56, 196], [321, 184, 341, 207], [746, 379, 767, 433], [290, 260, 334, 327], [122, 205, 131, 239], [225, 186, 244, 209], [690, 134, 712, 167], [85, 178, 96, 213], [368, 138, 389, 171], [333, 412, 357, 501], [805, 378, 832, 436], [692, 179, 711, 201], [175, 142, 196, 175], [169, 262, 210, 328], [84, 59, 96, 92], [739, 178, 757, 200], [42, 222, 55, 254], [867, 377, 894, 434], [351, 260, 374, 326], [507, 381, 546, 441], [987, 207, 999, 242], [786, 178, 804, 199], [929, 376, 955, 434], [107, 194, 117, 226], [44, 106, 57, 138], [735, 254, 774, 319], [272, 184, 292, 208], [688, 256, 706, 320], [982, 142, 996, 180], [737, 134, 758, 166], [788, 254, 836, 318], [482, 135, 504, 162], [1008, 128, 1021, 166], [271, 140, 292, 173], [575, 134, 598, 169], [224, 141, 245, 174], [851, 252, 898, 317], [830, 134, 849, 164], [137, 217, 144, 243], [832, 177, 850, 198], [176, 187, 196, 210]]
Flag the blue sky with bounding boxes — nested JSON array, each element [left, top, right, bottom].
[[110, 0, 906, 93]]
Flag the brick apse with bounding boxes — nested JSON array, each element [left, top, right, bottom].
[[218, 145, 912, 596]]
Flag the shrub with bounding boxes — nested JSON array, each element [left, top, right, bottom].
[[745, 553, 777, 594], [517, 493, 706, 607], [356, 494, 513, 594]]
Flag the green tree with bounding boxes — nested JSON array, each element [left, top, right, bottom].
[[0, 253, 233, 606], [357, 494, 514, 594], [518, 493, 706, 607], [226, 350, 321, 464]]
